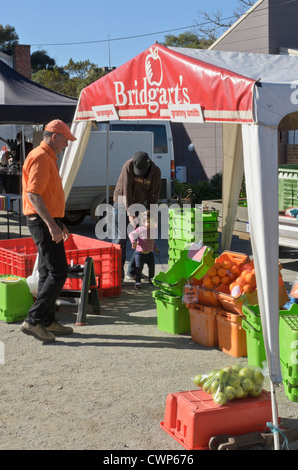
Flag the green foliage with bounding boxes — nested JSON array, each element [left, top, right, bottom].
[[173, 172, 247, 204], [31, 50, 56, 72], [31, 58, 108, 98], [173, 172, 222, 204], [163, 31, 212, 49], [0, 24, 18, 54]]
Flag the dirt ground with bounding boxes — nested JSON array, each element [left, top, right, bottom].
[[1, 215, 298, 452]]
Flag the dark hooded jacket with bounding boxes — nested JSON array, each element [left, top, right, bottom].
[[113, 158, 161, 216]]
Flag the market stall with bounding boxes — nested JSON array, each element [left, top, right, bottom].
[[59, 44, 298, 448], [0, 59, 77, 197]]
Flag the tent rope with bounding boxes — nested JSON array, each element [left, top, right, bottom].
[[266, 422, 290, 450]]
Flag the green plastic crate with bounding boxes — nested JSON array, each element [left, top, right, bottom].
[[242, 319, 266, 368], [281, 354, 298, 401], [279, 306, 298, 382], [282, 377, 298, 402], [202, 221, 219, 232], [203, 231, 220, 243], [169, 208, 218, 221], [0, 275, 34, 323], [169, 217, 202, 231], [152, 290, 190, 334], [242, 304, 262, 331], [170, 226, 203, 243], [153, 247, 213, 297], [168, 238, 190, 251], [278, 165, 298, 210], [205, 242, 219, 255]]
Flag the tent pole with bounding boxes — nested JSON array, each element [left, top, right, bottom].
[[270, 381, 280, 450], [105, 123, 110, 204]]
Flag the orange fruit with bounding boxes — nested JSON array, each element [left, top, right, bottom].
[[243, 284, 253, 293], [246, 272, 256, 286], [212, 275, 220, 286], [230, 265, 240, 276], [207, 267, 217, 277], [203, 276, 212, 287], [221, 275, 229, 285], [229, 281, 237, 291], [222, 260, 232, 270], [236, 276, 246, 287], [217, 268, 226, 278], [213, 262, 221, 270]]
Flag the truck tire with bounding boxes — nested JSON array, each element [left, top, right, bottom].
[[63, 210, 86, 226]]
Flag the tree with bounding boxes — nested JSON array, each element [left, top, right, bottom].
[[31, 55, 109, 98], [31, 50, 56, 73], [31, 67, 75, 96], [0, 24, 18, 54], [193, 0, 256, 42], [163, 31, 212, 49]]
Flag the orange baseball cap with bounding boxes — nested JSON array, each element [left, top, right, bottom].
[[44, 119, 77, 141]]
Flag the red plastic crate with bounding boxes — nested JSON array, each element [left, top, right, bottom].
[[0, 235, 122, 297], [160, 389, 273, 450]]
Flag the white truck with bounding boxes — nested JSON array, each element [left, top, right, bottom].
[[63, 120, 174, 225]]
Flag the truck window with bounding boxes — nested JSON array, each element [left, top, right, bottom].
[[110, 124, 168, 154]]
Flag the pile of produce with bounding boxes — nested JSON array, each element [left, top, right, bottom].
[[200, 258, 256, 298], [193, 364, 265, 406]]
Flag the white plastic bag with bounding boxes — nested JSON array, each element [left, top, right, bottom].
[[26, 271, 39, 297]]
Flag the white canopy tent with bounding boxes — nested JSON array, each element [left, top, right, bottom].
[[59, 45, 298, 448]]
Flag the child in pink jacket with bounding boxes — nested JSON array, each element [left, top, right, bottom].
[[129, 210, 159, 289]]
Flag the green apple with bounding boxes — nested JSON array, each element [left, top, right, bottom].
[[231, 364, 242, 373], [224, 385, 236, 400], [241, 378, 254, 392], [193, 374, 202, 386], [210, 379, 221, 395], [223, 366, 233, 375], [249, 384, 263, 397], [213, 392, 227, 406], [253, 370, 264, 386], [234, 385, 246, 399], [215, 370, 229, 384], [239, 367, 253, 379], [228, 374, 240, 388]]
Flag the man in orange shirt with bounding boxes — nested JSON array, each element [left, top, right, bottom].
[[21, 120, 77, 343]]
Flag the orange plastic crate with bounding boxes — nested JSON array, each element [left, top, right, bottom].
[[187, 303, 218, 347], [160, 389, 273, 450], [215, 308, 247, 357], [0, 235, 121, 297]]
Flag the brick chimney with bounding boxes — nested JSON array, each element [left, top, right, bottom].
[[13, 44, 31, 79]]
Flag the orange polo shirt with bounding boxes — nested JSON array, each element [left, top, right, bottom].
[[22, 141, 65, 217]]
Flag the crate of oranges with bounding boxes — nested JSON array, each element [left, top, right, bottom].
[[183, 251, 250, 311], [183, 250, 288, 315]]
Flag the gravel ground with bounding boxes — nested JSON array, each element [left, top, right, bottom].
[[0, 213, 298, 452]]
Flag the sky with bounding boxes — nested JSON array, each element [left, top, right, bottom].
[[1, 0, 239, 69]]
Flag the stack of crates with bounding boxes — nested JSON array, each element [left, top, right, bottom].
[[242, 305, 266, 368], [242, 303, 298, 402], [152, 247, 214, 335], [278, 165, 298, 210], [168, 208, 219, 267], [280, 308, 298, 402]]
